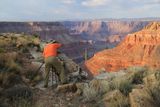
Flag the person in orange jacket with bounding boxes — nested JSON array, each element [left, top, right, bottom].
[[43, 40, 67, 88]]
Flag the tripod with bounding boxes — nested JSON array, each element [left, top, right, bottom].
[[51, 67, 59, 88]]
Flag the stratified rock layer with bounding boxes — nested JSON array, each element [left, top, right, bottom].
[[86, 22, 160, 75]]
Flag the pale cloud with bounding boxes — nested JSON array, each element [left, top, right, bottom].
[[131, 0, 160, 4], [82, 0, 110, 7], [61, 0, 75, 4], [0, 0, 159, 21]]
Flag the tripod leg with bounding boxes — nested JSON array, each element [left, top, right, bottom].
[[51, 68, 53, 87], [55, 72, 57, 85]]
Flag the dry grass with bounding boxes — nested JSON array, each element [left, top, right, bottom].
[[0, 33, 40, 52], [110, 66, 146, 96], [0, 52, 22, 73], [12, 99, 32, 107], [24, 64, 43, 84], [4, 85, 33, 107], [110, 78, 133, 96], [146, 70, 160, 107], [83, 79, 110, 101], [146, 83, 160, 107], [0, 33, 43, 107], [0, 47, 5, 53], [0, 33, 42, 88], [108, 93, 129, 107]]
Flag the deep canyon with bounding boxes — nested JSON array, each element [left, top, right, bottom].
[[0, 20, 156, 63]]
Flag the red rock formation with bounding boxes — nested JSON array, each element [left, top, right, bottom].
[[85, 22, 160, 75]]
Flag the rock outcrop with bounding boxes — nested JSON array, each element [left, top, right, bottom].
[[85, 22, 160, 75]]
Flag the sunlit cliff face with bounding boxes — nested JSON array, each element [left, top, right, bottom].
[[85, 22, 160, 76]]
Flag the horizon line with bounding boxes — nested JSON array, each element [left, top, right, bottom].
[[0, 17, 160, 22]]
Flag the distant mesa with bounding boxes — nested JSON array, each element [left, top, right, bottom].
[[85, 22, 160, 76]]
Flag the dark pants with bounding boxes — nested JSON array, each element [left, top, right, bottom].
[[44, 56, 67, 87]]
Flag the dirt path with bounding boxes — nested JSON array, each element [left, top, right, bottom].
[[32, 87, 88, 107]]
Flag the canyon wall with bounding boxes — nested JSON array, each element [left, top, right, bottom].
[[85, 22, 160, 75], [62, 21, 149, 42], [0, 21, 153, 63]]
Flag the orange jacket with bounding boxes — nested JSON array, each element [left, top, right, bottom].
[[43, 43, 62, 58]]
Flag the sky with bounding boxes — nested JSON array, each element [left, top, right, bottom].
[[0, 0, 160, 21]]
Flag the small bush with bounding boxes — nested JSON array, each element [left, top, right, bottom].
[[6, 60, 22, 72], [0, 39, 8, 47], [83, 79, 110, 101], [110, 66, 146, 96], [131, 70, 144, 84], [119, 80, 133, 96], [109, 94, 130, 107], [111, 79, 133, 96], [155, 71, 160, 80], [147, 84, 160, 107], [4, 85, 33, 107], [0, 52, 22, 72], [24, 64, 43, 84], [12, 98, 32, 107], [0, 48, 5, 53], [0, 71, 22, 88]]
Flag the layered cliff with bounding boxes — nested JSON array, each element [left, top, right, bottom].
[[85, 22, 160, 75], [62, 21, 149, 42], [0, 22, 80, 44]]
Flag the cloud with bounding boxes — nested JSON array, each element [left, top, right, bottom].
[[0, 0, 159, 21], [61, 0, 75, 4], [82, 0, 110, 7], [131, 0, 160, 4]]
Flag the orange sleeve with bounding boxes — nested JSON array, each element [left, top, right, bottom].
[[55, 43, 62, 48]]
